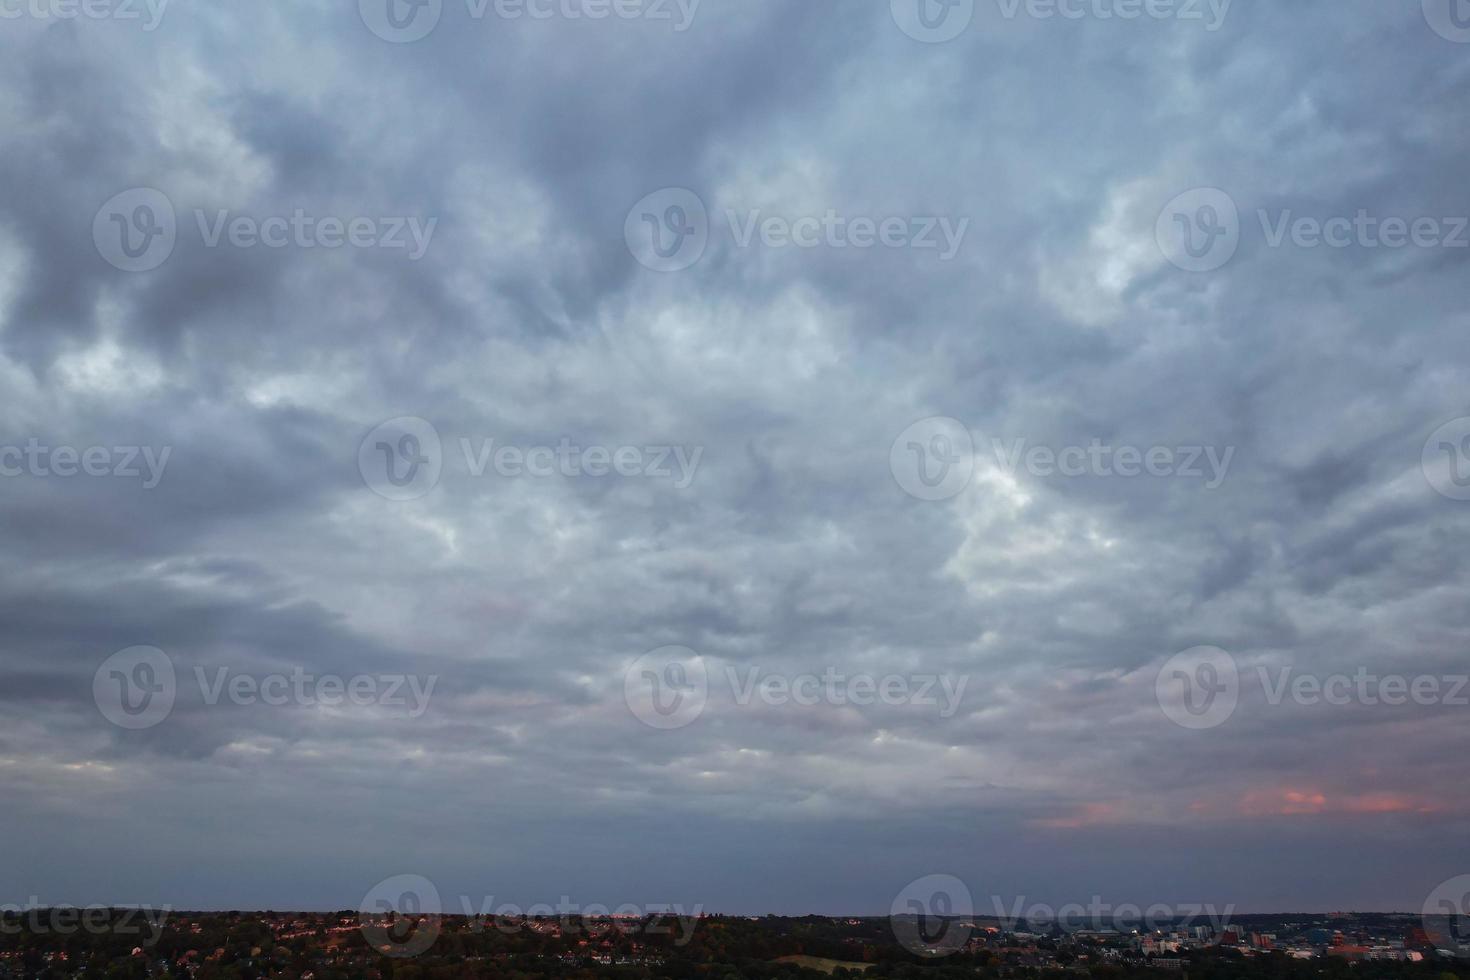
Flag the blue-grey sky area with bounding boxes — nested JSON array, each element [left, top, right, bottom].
[[3, 0, 1470, 916]]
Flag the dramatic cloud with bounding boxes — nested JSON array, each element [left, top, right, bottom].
[[2, 0, 1468, 915]]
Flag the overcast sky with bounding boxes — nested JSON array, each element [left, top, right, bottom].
[[3, 0, 1470, 917]]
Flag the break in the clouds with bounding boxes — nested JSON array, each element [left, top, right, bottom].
[[1, 0, 1469, 916]]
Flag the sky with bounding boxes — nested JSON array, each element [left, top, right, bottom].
[[3, 0, 1470, 919]]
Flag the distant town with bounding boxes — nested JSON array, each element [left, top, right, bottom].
[[1, 907, 1466, 980]]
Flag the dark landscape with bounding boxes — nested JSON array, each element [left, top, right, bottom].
[[3, 908, 1467, 980]]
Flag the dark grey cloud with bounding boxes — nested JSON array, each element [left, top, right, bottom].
[[1, 0, 1468, 916]]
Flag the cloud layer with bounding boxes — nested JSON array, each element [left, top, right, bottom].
[[2, 0, 1469, 915]]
